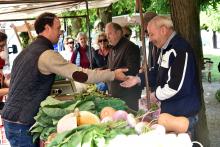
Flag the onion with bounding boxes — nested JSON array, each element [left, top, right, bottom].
[[135, 122, 148, 134], [101, 116, 113, 123], [127, 113, 137, 128], [150, 124, 166, 135], [112, 110, 128, 121]]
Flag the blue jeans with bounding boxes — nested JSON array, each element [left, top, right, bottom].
[[187, 115, 198, 141], [96, 82, 108, 92], [3, 120, 38, 147]]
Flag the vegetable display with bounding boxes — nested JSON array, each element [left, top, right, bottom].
[[30, 90, 129, 142], [48, 121, 136, 147], [30, 85, 200, 147]]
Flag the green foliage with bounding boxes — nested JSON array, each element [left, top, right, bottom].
[[112, 0, 169, 16], [112, 0, 136, 16], [145, 0, 170, 14], [57, 0, 220, 38], [19, 32, 30, 49], [60, 9, 98, 38], [200, 4, 220, 31], [200, 0, 220, 10]]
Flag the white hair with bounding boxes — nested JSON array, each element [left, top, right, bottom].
[[149, 15, 174, 29], [76, 32, 87, 40]]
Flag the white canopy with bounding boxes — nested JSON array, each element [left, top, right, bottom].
[[112, 13, 141, 26], [0, 0, 118, 21]]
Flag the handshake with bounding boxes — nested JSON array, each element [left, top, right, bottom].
[[113, 68, 141, 88]]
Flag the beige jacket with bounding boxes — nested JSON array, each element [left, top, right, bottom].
[[38, 50, 115, 83]]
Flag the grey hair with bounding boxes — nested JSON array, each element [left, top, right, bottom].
[[76, 32, 87, 40], [150, 15, 174, 30]]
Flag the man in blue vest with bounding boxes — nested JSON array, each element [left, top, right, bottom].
[[2, 12, 128, 147]]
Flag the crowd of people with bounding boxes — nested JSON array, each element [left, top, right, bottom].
[[0, 11, 201, 147]]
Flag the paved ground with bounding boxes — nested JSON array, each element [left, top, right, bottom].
[[203, 82, 220, 147]]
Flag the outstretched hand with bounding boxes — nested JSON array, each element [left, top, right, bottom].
[[120, 76, 140, 88], [114, 68, 128, 81], [150, 92, 159, 103]]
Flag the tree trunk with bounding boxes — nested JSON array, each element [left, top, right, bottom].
[[97, 5, 112, 25], [169, 0, 210, 146]]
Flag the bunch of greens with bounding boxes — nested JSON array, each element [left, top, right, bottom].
[[48, 121, 136, 147], [30, 91, 129, 142]]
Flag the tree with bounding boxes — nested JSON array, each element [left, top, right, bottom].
[[169, 0, 209, 146], [200, 4, 220, 32], [200, 4, 220, 48], [97, 6, 113, 24]]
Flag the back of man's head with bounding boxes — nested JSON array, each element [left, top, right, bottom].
[[0, 32, 7, 42], [144, 12, 157, 24], [34, 12, 57, 34]]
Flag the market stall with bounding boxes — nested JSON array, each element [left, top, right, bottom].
[[30, 85, 202, 147], [0, 1, 204, 147]]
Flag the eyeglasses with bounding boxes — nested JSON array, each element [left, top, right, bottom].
[[67, 41, 74, 44], [98, 39, 108, 43]]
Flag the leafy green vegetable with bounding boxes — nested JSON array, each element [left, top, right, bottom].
[[47, 122, 136, 147], [30, 90, 130, 142]]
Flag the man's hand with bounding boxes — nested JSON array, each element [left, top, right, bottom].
[[114, 68, 128, 81], [150, 92, 159, 103], [120, 76, 140, 88]]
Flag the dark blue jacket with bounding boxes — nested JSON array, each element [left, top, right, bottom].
[[140, 34, 201, 117]]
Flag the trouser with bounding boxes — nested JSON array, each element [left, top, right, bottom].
[[3, 120, 38, 147]]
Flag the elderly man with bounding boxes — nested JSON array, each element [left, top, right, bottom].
[[105, 22, 141, 110], [121, 16, 201, 138], [2, 13, 128, 147]]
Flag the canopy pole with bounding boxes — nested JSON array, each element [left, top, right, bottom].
[[11, 24, 22, 49], [136, 0, 151, 110], [24, 21, 34, 41], [85, 0, 93, 69]]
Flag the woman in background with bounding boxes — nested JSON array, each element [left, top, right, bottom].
[[92, 32, 110, 69], [70, 32, 92, 68], [92, 32, 110, 92]]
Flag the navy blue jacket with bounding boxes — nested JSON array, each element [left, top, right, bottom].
[[140, 34, 201, 117]]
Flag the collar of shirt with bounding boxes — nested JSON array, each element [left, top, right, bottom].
[[161, 31, 176, 50]]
